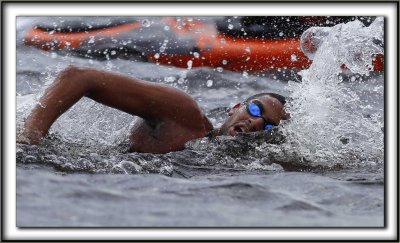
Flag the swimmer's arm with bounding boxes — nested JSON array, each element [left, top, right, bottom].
[[20, 65, 207, 144]]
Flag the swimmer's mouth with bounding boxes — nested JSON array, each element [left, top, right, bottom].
[[235, 126, 246, 133]]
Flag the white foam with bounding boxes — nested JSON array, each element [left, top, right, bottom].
[[283, 18, 384, 166]]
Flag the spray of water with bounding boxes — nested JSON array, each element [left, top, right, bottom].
[[16, 17, 385, 174], [280, 17, 384, 167]]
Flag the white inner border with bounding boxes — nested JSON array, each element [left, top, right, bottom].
[[3, 2, 398, 241]]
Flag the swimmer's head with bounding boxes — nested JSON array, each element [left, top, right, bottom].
[[218, 93, 289, 137]]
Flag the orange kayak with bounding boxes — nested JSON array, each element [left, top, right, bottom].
[[23, 17, 383, 72]]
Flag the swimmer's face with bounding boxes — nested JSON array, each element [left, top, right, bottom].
[[219, 95, 288, 136]]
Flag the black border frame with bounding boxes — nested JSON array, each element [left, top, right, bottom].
[[1, 0, 399, 242]]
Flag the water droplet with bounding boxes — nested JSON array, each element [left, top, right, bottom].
[[193, 52, 200, 58], [216, 67, 223, 72], [222, 60, 228, 65], [110, 50, 116, 55], [177, 78, 185, 84], [154, 53, 160, 59], [38, 102, 46, 108], [220, 38, 226, 44], [50, 52, 57, 58], [291, 54, 298, 62], [228, 24, 234, 30], [279, 32, 284, 37], [164, 76, 176, 83], [179, 71, 187, 79], [245, 47, 251, 53], [164, 26, 170, 31], [242, 71, 248, 78], [206, 80, 213, 87], [187, 60, 193, 69], [142, 19, 151, 27], [88, 36, 95, 44]]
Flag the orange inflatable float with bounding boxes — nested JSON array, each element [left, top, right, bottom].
[[23, 17, 384, 72]]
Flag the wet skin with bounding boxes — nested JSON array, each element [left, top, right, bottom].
[[218, 96, 288, 137], [20, 66, 287, 153]]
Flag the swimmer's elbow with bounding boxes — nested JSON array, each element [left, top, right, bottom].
[[57, 65, 95, 95], [58, 65, 80, 79]]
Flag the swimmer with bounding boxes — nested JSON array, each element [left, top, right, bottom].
[[18, 66, 289, 153]]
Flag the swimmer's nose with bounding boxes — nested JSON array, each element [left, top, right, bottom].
[[247, 117, 264, 131]]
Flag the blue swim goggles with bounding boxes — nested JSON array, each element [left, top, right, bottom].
[[246, 102, 275, 130]]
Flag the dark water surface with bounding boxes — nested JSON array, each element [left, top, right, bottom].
[[17, 166, 383, 227], [16, 17, 384, 227]]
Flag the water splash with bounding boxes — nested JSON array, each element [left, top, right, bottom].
[[281, 17, 384, 167], [16, 17, 384, 175]]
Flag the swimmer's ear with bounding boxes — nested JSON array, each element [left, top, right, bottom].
[[228, 103, 241, 116]]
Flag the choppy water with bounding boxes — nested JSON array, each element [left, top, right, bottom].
[[16, 17, 384, 227]]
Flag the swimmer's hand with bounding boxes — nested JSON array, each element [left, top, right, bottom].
[[16, 123, 43, 145]]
